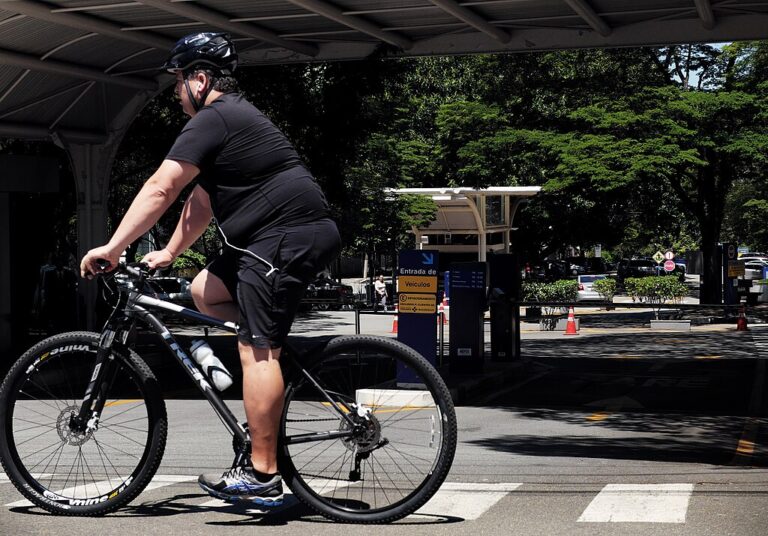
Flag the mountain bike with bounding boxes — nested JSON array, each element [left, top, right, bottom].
[[0, 263, 457, 523]]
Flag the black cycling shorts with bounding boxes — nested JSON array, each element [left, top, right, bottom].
[[206, 218, 340, 348]]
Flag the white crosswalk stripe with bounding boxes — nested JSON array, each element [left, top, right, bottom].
[[3, 474, 197, 508], [2, 476, 702, 524], [578, 484, 694, 523], [412, 483, 522, 520]]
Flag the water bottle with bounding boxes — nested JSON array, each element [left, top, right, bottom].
[[190, 339, 233, 391]]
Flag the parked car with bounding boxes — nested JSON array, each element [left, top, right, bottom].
[[146, 277, 194, 307], [616, 258, 656, 282], [576, 274, 608, 302], [303, 277, 354, 310], [544, 259, 580, 280], [739, 251, 767, 259], [567, 257, 607, 275], [739, 256, 768, 264], [743, 260, 768, 280]]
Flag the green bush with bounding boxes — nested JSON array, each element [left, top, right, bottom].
[[172, 249, 207, 271], [592, 278, 616, 301], [624, 276, 688, 319], [521, 280, 578, 303], [520, 281, 546, 302], [136, 248, 207, 277], [624, 276, 687, 304]]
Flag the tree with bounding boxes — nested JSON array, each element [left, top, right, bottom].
[[539, 86, 767, 302]]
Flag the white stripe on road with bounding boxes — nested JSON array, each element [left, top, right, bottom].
[[4, 474, 197, 507], [198, 477, 352, 509], [1, 472, 52, 483], [578, 484, 694, 523], [439, 482, 522, 492], [198, 481, 523, 521], [413, 488, 519, 520]]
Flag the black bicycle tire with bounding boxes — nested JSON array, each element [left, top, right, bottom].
[[279, 334, 457, 524], [0, 331, 167, 516]]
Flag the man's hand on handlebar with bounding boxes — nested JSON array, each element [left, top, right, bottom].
[[141, 248, 175, 270], [80, 245, 120, 279]]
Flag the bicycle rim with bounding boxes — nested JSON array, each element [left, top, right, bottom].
[[1, 334, 160, 511], [281, 336, 456, 522]]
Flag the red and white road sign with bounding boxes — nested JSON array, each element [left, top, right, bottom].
[[664, 260, 675, 272], [664, 251, 674, 261]]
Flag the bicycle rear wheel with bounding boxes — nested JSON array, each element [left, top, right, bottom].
[[0, 332, 167, 515], [279, 335, 457, 523]]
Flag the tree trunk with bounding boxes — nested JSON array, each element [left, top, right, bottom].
[[699, 232, 721, 304]]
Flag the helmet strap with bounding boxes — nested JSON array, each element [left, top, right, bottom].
[[183, 76, 214, 113]]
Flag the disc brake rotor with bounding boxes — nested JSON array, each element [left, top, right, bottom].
[[56, 405, 93, 446]]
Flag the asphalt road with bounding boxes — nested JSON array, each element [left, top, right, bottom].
[[1, 309, 767, 535]]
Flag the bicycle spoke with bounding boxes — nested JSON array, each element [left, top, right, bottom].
[[13, 426, 59, 448], [283, 339, 456, 519], [14, 395, 63, 420], [46, 442, 67, 490]]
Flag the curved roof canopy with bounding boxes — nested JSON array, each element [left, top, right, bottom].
[[0, 0, 767, 143], [389, 186, 542, 258]]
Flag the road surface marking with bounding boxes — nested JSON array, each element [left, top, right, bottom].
[[199, 477, 352, 509], [196, 481, 523, 520], [4, 474, 196, 507], [578, 483, 694, 523], [412, 490, 509, 520]]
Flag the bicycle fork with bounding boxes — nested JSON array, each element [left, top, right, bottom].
[[69, 328, 119, 436]]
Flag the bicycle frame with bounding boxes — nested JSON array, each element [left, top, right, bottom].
[[72, 281, 357, 466]]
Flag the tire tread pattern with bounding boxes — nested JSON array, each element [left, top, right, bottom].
[[0, 331, 168, 516], [279, 334, 457, 523]]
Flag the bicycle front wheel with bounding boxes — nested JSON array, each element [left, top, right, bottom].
[[280, 335, 457, 523], [0, 332, 167, 516]]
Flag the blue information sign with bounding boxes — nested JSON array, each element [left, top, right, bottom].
[[397, 250, 438, 383]]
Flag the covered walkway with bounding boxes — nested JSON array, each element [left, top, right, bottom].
[[1, 1, 766, 351]]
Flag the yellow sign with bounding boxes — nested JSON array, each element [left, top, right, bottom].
[[398, 275, 437, 294], [728, 261, 745, 278], [398, 293, 436, 314]]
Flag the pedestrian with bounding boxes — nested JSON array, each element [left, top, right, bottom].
[[374, 274, 388, 311], [79, 32, 340, 506]]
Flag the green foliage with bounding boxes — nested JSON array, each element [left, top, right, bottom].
[[520, 281, 546, 302], [624, 276, 688, 305], [172, 249, 207, 271], [592, 278, 617, 301], [521, 279, 578, 303], [76, 44, 768, 285]]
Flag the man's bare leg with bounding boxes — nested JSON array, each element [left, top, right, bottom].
[[190, 269, 238, 321], [239, 343, 283, 474], [191, 269, 282, 473]]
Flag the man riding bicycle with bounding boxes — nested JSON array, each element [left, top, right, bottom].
[[80, 32, 340, 505]]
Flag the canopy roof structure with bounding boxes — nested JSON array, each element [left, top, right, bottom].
[[0, 1, 766, 339], [0, 0, 767, 143], [389, 186, 542, 260]]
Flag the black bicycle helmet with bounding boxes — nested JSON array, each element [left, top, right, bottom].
[[162, 32, 238, 75]]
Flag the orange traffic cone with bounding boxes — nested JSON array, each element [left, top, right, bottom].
[[438, 302, 448, 325], [390, 303, 399, 334], [564, 306, 579, 335], [737, 304, 748, 331]]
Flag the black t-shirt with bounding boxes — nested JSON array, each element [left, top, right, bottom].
[[166, 93, 330, 246]]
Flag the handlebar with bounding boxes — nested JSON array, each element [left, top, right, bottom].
[[95, 260, 151, 281]]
